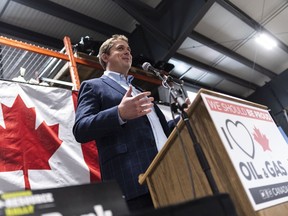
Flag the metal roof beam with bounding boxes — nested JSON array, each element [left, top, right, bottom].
[[116, 0, 213, 63], [174, 53, 259, 90], [113, 0, 174, 47], [0, 21, 63, 49], [190, 31, 277, 79], [162, 0, 216, 61], [216, 0, 288, 54], [11, 0, 128, 37]]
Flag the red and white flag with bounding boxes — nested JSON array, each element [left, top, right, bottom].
[[0, 80, 100, 193]]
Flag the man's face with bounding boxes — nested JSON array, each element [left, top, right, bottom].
[[104, 39, 132, 74]]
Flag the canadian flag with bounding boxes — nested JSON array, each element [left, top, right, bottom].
[[0, 80, 100, 192]]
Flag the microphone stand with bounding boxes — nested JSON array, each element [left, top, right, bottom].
[[155, 71, 219, 195]]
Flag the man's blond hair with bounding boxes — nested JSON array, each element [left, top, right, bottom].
[[98, 34, 129, 69]]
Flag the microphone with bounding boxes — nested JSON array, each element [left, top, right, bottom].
[[142, 62, 183, 85], [142, 62, 161, 75], [142, 62, 187, 110]]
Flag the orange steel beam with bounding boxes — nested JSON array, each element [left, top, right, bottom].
[[0, 36, 68, 60], [129, 71, 161, 85], [63, 36, 80, 90], [0, 36, 161, 86], [0, 36, 101, 68]]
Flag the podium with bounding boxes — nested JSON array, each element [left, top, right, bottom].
[[139, 89, 288, 216]]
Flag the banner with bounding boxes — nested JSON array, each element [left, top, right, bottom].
[[0, 80, 100, 193], [0, 181, 128, 216], [201, 93, 288, 210]]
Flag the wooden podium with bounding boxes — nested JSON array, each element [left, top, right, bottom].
[[139, 89, 288, 216]]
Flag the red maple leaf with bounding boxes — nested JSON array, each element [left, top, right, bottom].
[[253, 126, 271, 152], [0, 95, 62, 189]]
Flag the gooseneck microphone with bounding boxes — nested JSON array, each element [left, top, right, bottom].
[[142, 62, 183, 85], [142, 62, 187, 110], [142, 62, 159, 73]]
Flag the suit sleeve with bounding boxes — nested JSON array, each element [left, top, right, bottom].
[[73, 81, 123, 143]]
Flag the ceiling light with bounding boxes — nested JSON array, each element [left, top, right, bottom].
[[255, 33, 277, 50]]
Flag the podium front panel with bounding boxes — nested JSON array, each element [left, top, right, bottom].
[[139, 89, 288, 216]]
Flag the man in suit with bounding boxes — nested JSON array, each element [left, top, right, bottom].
[[73, 35, 184, 212]]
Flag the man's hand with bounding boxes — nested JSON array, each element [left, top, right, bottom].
[[118, 85, 154, 120], [184, 97, 191, 112]]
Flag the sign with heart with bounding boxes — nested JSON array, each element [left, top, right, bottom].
[[201, 93, 288, 211], [226, 119, 255, 159]]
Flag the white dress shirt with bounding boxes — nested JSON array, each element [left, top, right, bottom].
[[104, 71, 168, 151]]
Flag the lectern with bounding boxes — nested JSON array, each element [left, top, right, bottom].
[[139, 89, 288, 216]]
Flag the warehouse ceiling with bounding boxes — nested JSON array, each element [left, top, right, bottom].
[[0, 0, 288, 99]]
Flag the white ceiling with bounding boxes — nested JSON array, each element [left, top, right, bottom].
[[0, 0, 288, 99], [172, 0, 288, 98]]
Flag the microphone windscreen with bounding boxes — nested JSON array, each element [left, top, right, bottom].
[[142, 62, 151, 71]]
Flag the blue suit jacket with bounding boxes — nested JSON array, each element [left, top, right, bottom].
[[73, 75, 175, 200]]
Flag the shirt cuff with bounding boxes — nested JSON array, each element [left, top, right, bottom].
[[118, 109, 127, 125]]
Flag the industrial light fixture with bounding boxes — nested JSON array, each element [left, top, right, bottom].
[[255, 33, 277, 50]]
